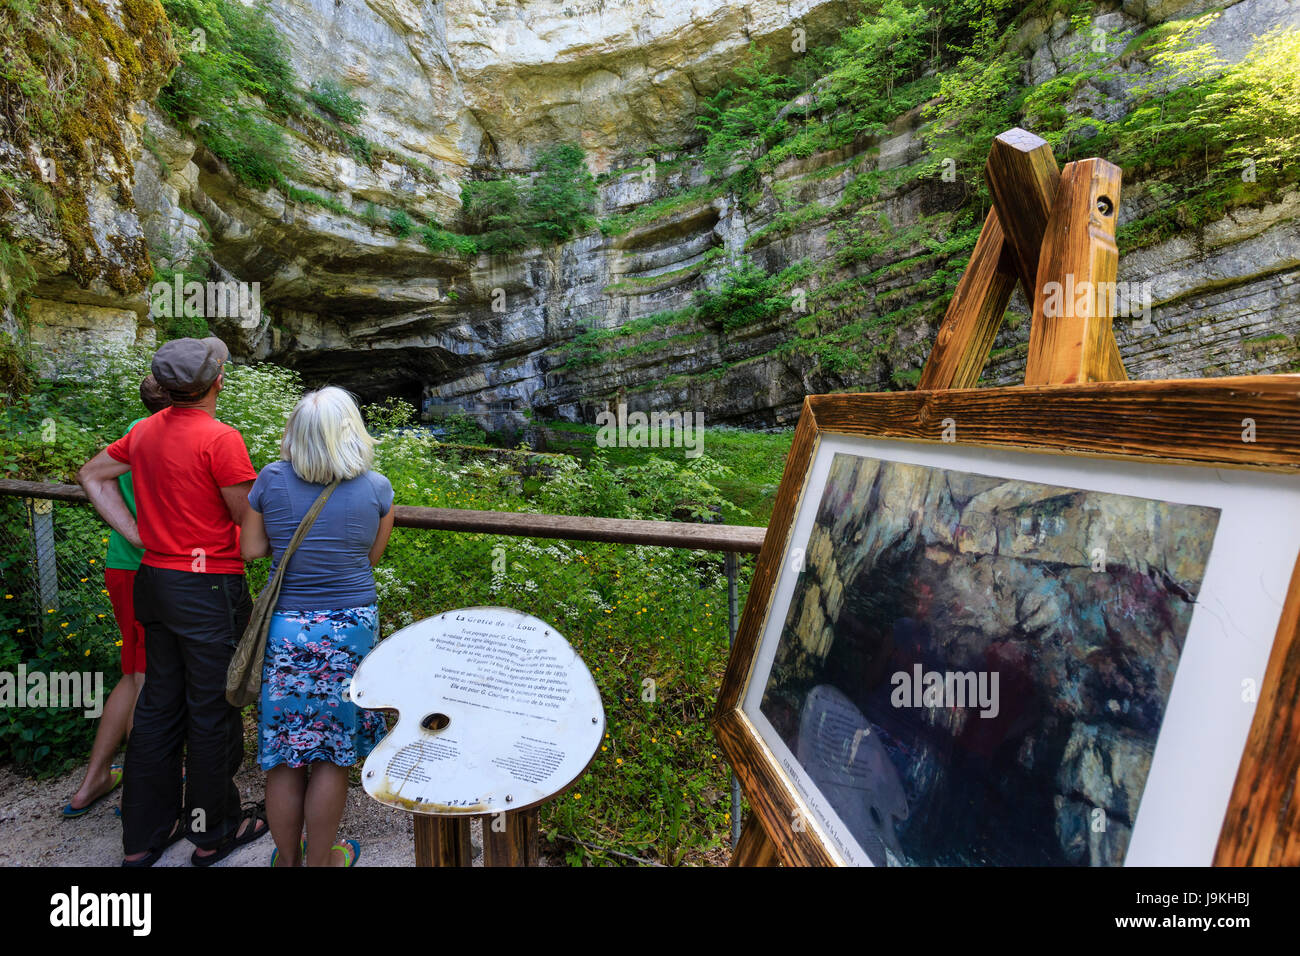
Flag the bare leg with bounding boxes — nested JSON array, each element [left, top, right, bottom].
[[303, 763, 350, 867], [124, 672, 144, 737], [266, 764, 308, 866], [68, 674, 142, 811]]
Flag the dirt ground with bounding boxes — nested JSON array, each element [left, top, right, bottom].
[[0, 759, 424, 867]]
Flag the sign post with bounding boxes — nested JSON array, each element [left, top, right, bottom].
[[351, 606, 605, 866]]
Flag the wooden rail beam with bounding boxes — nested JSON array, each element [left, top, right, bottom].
[[0, 479, 768, 554]]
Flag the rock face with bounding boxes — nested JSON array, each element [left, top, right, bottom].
[[10, 0, 1300, 426]]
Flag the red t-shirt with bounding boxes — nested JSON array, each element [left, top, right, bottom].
[[105, 406, 258, 574]]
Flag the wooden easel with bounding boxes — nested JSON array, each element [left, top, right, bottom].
[[731, 126, 1127, 865]]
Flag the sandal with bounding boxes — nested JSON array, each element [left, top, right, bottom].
[[191, 802, 269, 868], [269, 837, 307, 868], [121, 817, 186, 868], [334, 839, 360, 867], [62, 766, 123, 818]]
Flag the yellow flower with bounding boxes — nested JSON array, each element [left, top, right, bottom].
[[572, 793, 581, 800], [89, 559, 96, 564], [84, 649, 91, 657], [97, 614, 105, 619], [16, 628, 24, 634], [60, 622, 68, 628], [102, 537, 108, 543], [47, 608, 55, 614], [80, 577, 88, 583], [676, 730, 682, 737], [651, 737, 656, 743], [601, 746, 607, 752], [615, 758, 623, 765], [3, 594, 11, 599], [115, 640, 123, 647]]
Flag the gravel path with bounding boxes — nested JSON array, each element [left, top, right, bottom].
[[0, 761, 420, 867]]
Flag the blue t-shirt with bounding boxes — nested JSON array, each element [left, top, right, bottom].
[[248, 461, 394, 611]]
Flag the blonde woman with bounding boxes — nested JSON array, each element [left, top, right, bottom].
[[240, 387, 395, 867]]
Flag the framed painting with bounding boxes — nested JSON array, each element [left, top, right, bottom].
[[713, 376, 1300, 867]]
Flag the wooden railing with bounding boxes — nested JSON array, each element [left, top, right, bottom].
[[0, 480, 768, 554]]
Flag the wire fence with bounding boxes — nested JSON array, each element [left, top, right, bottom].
[[0, 483, 760, 865]]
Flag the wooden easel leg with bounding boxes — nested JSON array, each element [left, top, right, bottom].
[[918, 207, 1020, 390], [482, 808, 540, 867], [730, 816, 779, 866], [983, 127, 1127, 387], [414, 815, 474, 867], [1026, 159, 1126, 386]]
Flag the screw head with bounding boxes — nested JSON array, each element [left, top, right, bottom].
[[591, 717, 598, 723], [505, 794, 514, 803], [366, 770, 374, 778]]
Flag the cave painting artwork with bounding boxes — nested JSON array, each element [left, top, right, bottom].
[[759, 453, 1221, 866]]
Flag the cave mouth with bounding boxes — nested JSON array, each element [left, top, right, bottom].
[[292, 367, 426, 420], [287, 346, 469, 421]]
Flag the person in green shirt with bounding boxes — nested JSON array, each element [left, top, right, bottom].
[[63, 375, 171, 817]]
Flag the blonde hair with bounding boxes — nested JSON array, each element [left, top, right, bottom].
[[280, 386, 375, 483]]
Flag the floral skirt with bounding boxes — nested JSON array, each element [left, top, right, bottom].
[[257, 604, 387, 771]]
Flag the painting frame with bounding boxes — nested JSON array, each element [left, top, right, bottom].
[[713, 376, 1300, 867]]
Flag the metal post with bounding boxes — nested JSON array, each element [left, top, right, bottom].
[[27, 498, 58, 614], [725, 550, 741, 848]]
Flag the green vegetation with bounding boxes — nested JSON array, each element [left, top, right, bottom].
[[307, 77, 366, 125], [418, 222, 478, 257], [0, 350, 793, 864], [0, 0, 175, 297], [556, 308, 701, 369], [598, 183, 727, 237], [541, 422, 793, 526], [388, 208, 414, 238], [610, 1, 1300, 396], [157, 0, 295, 190], [461, 143, 599, 253], [694, 257, 787, 333]]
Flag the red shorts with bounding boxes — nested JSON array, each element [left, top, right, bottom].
[[105, 567, 146, 674]]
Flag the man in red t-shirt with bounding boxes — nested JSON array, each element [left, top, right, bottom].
[[79, 336, 268, 866]]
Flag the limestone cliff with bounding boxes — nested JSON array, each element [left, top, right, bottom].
[[4, 0, 1299, 427]]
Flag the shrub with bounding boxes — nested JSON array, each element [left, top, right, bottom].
[[307, 77, 366, 125], [158, 0, 297, 190], [458, 143, 597, 252], [418, 222, 478, 256], [695, 257, 785, 332], [388, 208, 414, 237]]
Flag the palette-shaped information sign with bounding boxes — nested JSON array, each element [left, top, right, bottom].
[[351, 607, 605, 815]]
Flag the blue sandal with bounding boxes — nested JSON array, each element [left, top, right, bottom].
[[335, 839, 361, 867], [62, 766, 122, 818], [270, 837, 307, 867]]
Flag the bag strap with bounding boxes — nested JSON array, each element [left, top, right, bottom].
[[263, 478, 340, 594]]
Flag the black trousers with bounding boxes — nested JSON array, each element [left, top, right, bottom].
[[123, 565, 251, 854]]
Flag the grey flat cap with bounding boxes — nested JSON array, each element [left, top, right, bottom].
[[151, 336, 229, 395]]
